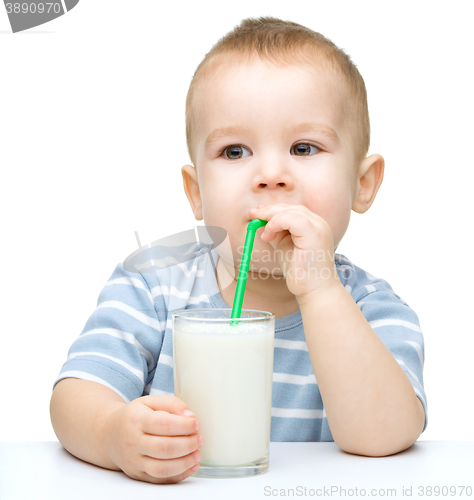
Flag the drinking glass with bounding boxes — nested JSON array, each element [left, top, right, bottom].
[[172, 308, 275, 478]]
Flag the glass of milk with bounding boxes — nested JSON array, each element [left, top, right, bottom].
[[172, 308, 275, 478]]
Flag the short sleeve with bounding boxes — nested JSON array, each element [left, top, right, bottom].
[[53, 263, 165, 403], [355, 287, 428, 433]]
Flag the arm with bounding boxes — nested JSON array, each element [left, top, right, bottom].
[[297, 284, 425, 457], [248, 203, 425, 455], [50, 378, 126, 469]]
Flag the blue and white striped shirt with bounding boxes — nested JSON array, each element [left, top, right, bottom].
[[54, 246, 428, 441]]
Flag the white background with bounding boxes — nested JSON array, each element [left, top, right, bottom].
[[1, 0, 473, 442]]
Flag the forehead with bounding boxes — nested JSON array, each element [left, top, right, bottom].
[[192, 56, 349, 147]]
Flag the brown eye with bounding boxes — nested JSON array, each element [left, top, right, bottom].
[[292, 143, 320, 156], [222, 145, 251, 160]]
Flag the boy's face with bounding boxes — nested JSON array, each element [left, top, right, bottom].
[[183, 56, 370, 276]]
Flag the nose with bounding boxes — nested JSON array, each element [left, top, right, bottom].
[[252, 159, 294, 191]]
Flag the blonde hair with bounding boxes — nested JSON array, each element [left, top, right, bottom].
[[185, 16, 370, 166]]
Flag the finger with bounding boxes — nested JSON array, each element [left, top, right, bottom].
[[136, 462, 200, 484], [264, 211, 308, 239], [258, 212, 305, 250], [249, 203, 304, 221], [140, 395, 196, 417], [141, 449, 202, 480], [142, 410, 200, 437], [139, 433, 204, 460], [249, 205, 280, 222]]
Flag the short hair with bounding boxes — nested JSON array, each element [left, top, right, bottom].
[[185, 16, 370, 167]]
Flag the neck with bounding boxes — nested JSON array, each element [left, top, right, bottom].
[[215, 255, 297, 305]]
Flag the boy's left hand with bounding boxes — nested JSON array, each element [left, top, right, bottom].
[[249, 204, 341, 300]]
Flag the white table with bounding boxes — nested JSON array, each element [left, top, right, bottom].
[[1, 441, 473, 500]]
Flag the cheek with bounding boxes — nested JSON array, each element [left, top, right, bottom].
[[304, 183, 353, 238], [200, 183, 227, 223], [329, 201, 352, 240], [199, 183, 245, 252]]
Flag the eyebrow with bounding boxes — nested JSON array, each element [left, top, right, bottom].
[[204, 122, 340, 150]]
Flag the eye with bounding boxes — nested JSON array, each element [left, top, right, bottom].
[[292, 143, 321, 156], [220, 145, 251, 160]]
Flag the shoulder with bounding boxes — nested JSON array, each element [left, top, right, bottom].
[[334, 253, 409, 306]]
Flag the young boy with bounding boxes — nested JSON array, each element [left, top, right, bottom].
[[50, 17, 427, 484]]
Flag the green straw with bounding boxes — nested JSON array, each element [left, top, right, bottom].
[[230, 218, 268, 326]]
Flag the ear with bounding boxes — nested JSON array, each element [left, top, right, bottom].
[[352, 154, 385, 214], [181, 164, 203, 221]]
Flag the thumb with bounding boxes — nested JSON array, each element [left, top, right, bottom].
[[140, 395, 196, 417]]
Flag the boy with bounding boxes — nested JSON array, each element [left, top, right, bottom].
[[50, 17, 427, 484]]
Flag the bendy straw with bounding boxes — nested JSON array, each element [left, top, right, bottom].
[[230, 218, 268, 326]]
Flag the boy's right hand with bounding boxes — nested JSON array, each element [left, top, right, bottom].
[[103, 395, 204, 484]]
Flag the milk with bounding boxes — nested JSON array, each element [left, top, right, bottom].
[[173, 316, 274, 466]]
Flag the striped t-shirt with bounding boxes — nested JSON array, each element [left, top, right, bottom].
[[53, 245, 428, 441]]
